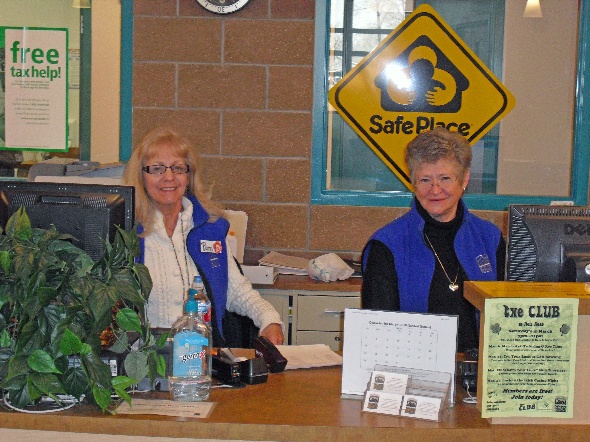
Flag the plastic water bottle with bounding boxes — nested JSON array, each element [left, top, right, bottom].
[[168, 293, 212, 401], [190, 275, 211, 328]]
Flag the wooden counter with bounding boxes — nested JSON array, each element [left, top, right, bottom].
[[1, 366, 588, 441]]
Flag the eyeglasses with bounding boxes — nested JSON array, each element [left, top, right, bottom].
[[142, 164, 190, 175], [414, 176, 458, 191]]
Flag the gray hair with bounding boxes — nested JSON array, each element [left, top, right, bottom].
[[405, 128, 472, 183]]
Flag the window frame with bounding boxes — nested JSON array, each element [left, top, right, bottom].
[[311, 0, 590, 210], [119, 0, 133, 162]]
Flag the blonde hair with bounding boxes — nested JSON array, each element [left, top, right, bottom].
[[123, 126, 224, 234]]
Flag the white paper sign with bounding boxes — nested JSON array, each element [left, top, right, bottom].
[[341, 309, 458, 401], [3, 27, 68, 151]]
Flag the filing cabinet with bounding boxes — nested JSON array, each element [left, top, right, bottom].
[[256, 275, 361, 352]]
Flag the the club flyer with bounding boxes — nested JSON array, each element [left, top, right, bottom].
[[482, 298, 579, 418]]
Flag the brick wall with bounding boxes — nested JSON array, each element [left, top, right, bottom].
[[132, 0, 506, 264]]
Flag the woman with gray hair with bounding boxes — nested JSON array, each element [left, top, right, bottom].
[[361, 127, 505, 352]]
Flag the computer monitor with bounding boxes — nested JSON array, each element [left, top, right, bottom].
[[0, 180, 134, 261], [506, 204, 590, 282]]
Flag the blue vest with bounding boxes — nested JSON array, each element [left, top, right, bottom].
[[138, 195, 230, 337], [362, 200, 501, 312]]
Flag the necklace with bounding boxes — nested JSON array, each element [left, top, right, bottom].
[[170, 216, 191, 300], [424, 233, 459, 292]]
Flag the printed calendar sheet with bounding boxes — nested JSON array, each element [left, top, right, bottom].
[[341, 309, 458, 401]]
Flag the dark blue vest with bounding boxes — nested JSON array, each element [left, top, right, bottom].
[[138, 195, 230, 337], [363, 200, 501, 312]]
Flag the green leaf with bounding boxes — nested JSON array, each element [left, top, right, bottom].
[[61, 366, 90, 399], [92, 384, 112, 413], [0, 347, 14, 380], [80, 343, 92, 356], [14, 320, 45, 356], [27, 376, 43, 402], [115, 308, 142, 333], [112, 376, 138, 405], [108, 332, 129, 354], [155, 330, 169, 349], [3, 375, 31, 409], [82, 352, 113, 389], [155, 353, 166, 378], [0, 329, 12, 348], [90, 282, 119, 320], [111, 375, 137, 390], [123, 351, 149, 383], [28, 350, 62, 374], [6, 207, 32, 241], [115, 387, 132, 406], [29, 372, 66, 396], [59, 328, 84, 356], [133, 264, 153, 300], [112, 269, 145, 305], [0, 250, 10, 273], [4, 355, 29, 383]]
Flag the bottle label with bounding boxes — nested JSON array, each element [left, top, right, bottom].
[[172, 331, 209, 377], [198, 301, 212, 325]]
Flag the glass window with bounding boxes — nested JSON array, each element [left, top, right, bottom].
[[1, 0, 127, 174], [312, 0, 590, 209]]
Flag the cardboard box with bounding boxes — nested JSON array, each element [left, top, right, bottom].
[[242, 265, 278, 285]]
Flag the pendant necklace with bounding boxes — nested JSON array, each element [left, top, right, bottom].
[[170, 216, 191, 300], [424, 233, 460, 292]]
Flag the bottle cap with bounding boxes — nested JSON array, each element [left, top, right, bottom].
[[185, 294, 198, 313]]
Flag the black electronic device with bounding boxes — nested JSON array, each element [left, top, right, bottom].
[[459, 348, 478, 393], [506, 204, 590, 282], [212, 355, 243, 385], [212, 353, 268, 385], [0, 180, 134, 261], [238, 357, 268, 385], [252, 336, 288, 373]]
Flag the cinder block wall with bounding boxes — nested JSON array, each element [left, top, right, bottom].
[[132, 0, 506, 264]]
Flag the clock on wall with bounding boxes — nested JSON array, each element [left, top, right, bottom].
[[196, 0, 252, 15]]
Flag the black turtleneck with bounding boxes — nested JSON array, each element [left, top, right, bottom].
[[362, 198, 506, 352]]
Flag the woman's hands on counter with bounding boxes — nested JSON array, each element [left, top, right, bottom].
[[260, 323, 284, 345]]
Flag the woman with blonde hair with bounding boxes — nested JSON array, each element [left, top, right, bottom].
[[123, 126, 284, 347]]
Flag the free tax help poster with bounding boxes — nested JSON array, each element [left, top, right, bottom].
[[1, 27, 68, 151], [481, 298, 578, 418]]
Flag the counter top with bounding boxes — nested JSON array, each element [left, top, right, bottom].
[[1, 366, 588, 441]]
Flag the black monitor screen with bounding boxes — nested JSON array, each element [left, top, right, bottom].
[[506, 204, 590, 282], [0, 181, 134, 261]]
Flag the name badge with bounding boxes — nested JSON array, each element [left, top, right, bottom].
[[200, 240, 223, 254]]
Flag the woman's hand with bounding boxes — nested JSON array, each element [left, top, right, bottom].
[[260, 323, 284, 345]]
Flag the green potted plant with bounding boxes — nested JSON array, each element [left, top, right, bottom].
[[0, 207, 165, 413]]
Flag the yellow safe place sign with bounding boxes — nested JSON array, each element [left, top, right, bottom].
[[328, 4, 515, 189]]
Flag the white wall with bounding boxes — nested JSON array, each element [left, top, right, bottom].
[[91, 0, 121, 163], [498, 0, 578, 196]]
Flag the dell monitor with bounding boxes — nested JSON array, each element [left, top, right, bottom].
[[0, 181, 134, 261], [506, 204, 590, 282]]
